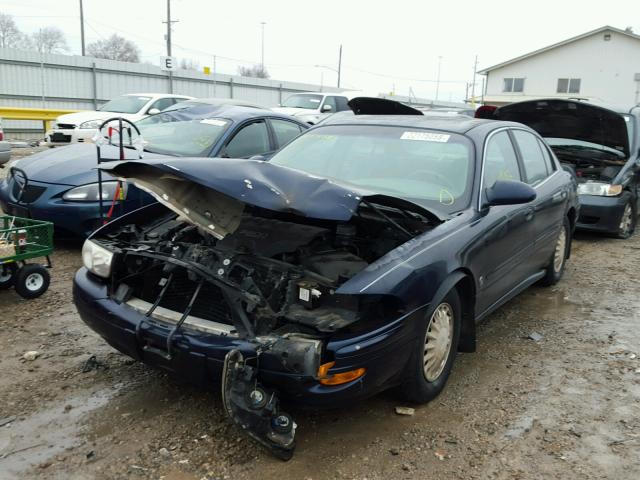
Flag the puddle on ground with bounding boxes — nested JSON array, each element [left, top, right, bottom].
[[0, 388, 118, 479]]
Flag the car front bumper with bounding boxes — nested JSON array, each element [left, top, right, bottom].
[[73, 267, 420, 408], [576, 194, 628, 234], [45, 128, 97, 146]]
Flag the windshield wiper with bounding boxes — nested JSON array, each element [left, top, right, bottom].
[[360, 200, 413, 239]]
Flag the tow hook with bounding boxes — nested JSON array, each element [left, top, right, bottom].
[[221, 349, 296, 460]]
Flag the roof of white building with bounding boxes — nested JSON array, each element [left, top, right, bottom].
[[478, 25, 640, 75]]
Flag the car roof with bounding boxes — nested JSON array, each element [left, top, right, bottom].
[[317, 113, 497, 134], [156, 102, 306, 123], [124, 93, 193, 98]]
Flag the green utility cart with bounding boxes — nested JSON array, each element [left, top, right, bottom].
[[0, 215, 53, 299]]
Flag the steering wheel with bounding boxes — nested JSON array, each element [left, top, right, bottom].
[[411, 169, 456, 191]]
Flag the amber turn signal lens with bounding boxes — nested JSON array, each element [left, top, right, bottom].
[[317, 361, 366, 386]]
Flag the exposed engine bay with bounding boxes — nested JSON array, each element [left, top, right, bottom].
[[99, 202, 430, 337], [92, 197, 434, 459], [553, 145, 625, 182]]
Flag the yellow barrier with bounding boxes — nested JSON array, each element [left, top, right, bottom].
[[0, 107, 82, 132]]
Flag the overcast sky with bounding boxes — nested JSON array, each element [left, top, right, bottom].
[[2, 0, 639, 102]]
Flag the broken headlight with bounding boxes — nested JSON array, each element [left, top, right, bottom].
[[577, 182, 622, 196], [82, 239, 114, 278]]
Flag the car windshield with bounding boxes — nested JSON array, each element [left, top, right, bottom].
[[281, 94, 323, 110], [136, 114, 230, 156], [99, 95, 151, 114], [270, 125, 474, 214]]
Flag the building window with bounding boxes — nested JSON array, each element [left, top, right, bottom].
[[502, 77, 525, 93], [557, 78, 581, 94]]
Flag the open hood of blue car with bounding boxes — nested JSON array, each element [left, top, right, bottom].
[[101, 157, 443, 239]]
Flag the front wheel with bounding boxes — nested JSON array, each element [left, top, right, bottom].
[[15, 264, 50, 299], [616, 198, 636, 239], [541, 217, 570, 286], [401, 289, 461, 404]]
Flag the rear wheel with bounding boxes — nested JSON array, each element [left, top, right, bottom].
[[616, 198, 636, 239], [15, 264, 50, 299], [541, 217, 570, 286], [0, 263, 18, 290], [401, 289, 461, 404]]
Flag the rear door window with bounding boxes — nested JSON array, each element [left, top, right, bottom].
[[483, 130, 522, 188], [270, 119, 303, 148], [335, 96, 350, 112], [224, 120, 271, 158], [513, 130, 549, 186], [536, 138, 556, 173]]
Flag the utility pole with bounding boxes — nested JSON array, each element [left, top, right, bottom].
[[435, 56, 443, 101], [337, 44, 342, 88], [162, 0, 178, 93], [260, 22, 266, 71], [79, 0, 85, 56], [471, 55, 478, 106]]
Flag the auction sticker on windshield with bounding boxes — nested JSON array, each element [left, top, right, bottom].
[[401, 131, 450, 142], [200, 119, 227, 127]]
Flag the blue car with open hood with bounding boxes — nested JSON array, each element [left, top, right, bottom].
[[73, 103, 579, 459]]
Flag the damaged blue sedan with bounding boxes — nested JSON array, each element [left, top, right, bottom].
[[73, 112, 579, 459]]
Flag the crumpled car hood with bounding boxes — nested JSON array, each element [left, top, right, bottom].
[[495, 99, 630, 157], [101, 157, 443, 239]]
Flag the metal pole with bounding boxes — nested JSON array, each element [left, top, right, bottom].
[[471, 54, 478, 106], [337, 44, 342, 88], [260, 22, 266, 71], [166, 0, 172, 57], [91, 62, 98, 109], [79, 0, 85, 56], [213, 55, 217, 96], [435, 56, 442, 101]]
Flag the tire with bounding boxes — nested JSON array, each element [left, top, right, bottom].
[[0, 263, 18, 290], [401, 289, 461, 404], [540, 217, 571, 287], [15, 264, 50, 299], [616, 196, 636, 239]]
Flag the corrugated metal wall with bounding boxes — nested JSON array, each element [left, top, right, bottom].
[[0, 47, 343, 138]]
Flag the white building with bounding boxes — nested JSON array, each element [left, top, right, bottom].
[[479, 26, 640, 106]]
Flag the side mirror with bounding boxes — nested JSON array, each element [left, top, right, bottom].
[[485, 180, 536, 207], [249, 154, 266, 161], [147, 108, 161, 115], [321, 104, 333, 112]]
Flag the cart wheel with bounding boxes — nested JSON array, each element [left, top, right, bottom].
[[0, 264, 18, 290], [15, 265, 50, 299]]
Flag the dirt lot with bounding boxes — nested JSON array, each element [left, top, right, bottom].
[[1, 151, 639, 479]]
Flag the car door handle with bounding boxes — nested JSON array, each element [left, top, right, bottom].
[[552, 191, 567, 202], [524, 207, 534, 222]]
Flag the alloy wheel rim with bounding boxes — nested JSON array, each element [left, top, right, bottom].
[[423, 303, 454, 382], [25, 273, 44, 291], [553, 228, 567, 273], [619, 204, 633, 235]]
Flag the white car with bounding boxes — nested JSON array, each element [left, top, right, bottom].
[[0, 118, 10, 165], [272, 92, 352, 124], [45, 93, 194, 146]]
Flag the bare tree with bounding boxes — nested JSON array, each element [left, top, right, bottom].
[[0, 12, 30, 49], [87, 34, 140, 63], [238, 64, 270, 79], [32, 26, 68, 54]]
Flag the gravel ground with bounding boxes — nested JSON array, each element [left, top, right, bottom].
[[0, 151, 639, 479]]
